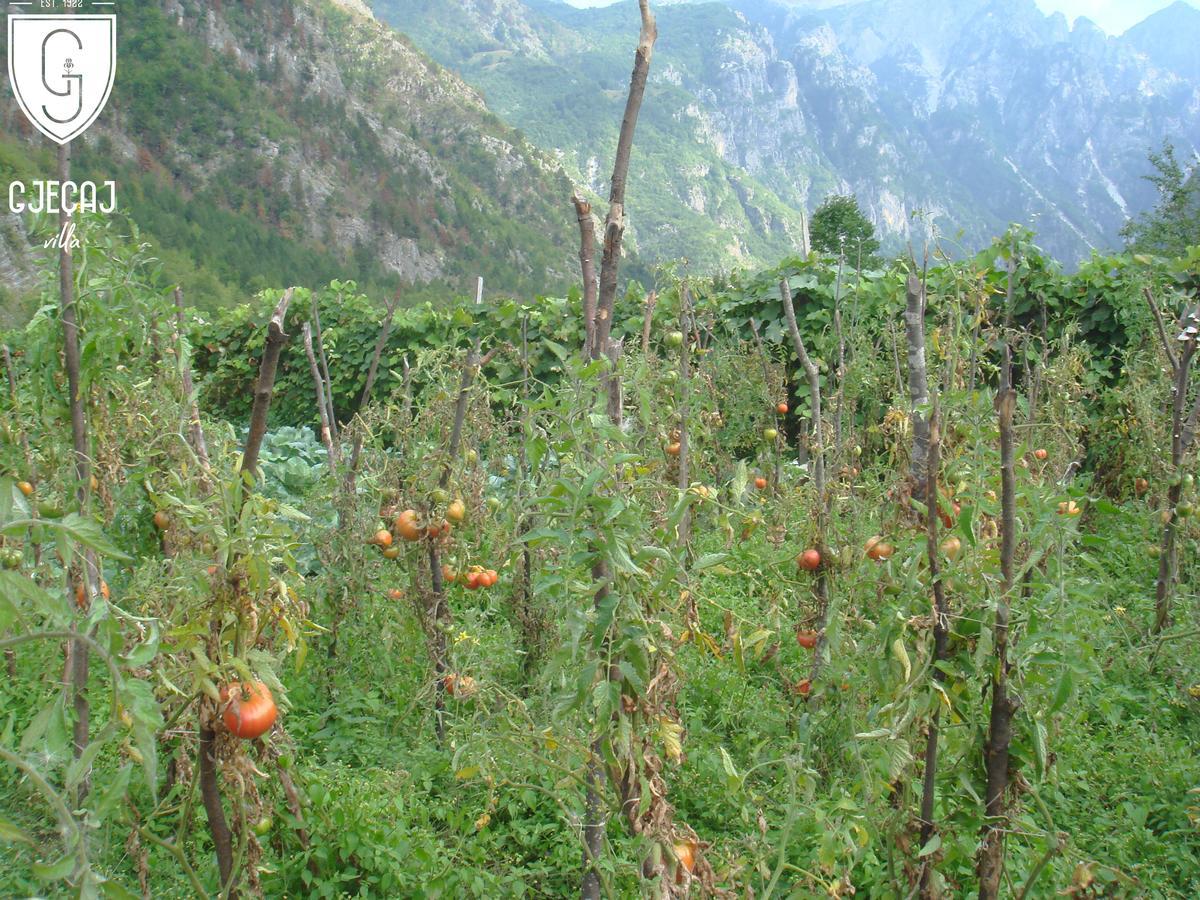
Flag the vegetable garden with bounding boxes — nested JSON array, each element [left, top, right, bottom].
[[2, 2, 1199, 897]]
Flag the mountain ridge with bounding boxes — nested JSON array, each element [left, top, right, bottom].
[[373, 0, 1200, 268], [0, 0, 583, 311]]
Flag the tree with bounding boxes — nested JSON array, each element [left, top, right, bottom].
[[1121, 139, 1200, 256], [810, 194, 880, 262]]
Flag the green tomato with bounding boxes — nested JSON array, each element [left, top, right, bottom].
[[486, 497, 501, 512], [2, 549, 21, 570], [763, 428, 778, 442], [1183, 474, 1195, 491], [37, 501, 64, 518], [666, 331, 684, 348], [253, 816, 273, 836], [430, 488, 450, 505], [465, 449, 479, 465]]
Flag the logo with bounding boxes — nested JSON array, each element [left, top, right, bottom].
[[8, 14, 116, 145]]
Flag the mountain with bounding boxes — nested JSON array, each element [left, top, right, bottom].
[[0, 0, 581, 311], [1123, 1, 1200, 83], [370, 0, 1200, 267]]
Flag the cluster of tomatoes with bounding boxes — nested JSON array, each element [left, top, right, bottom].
[[444, 564, 499, 590], [443, 672, 478, 698], [370, 499, 469, 558]]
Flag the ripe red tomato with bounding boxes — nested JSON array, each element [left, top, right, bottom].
[[797, 549, 821, 571], [666, 442, 681, 457], [754, 476, 768, 490], [776, 402, 788, 415], [221, 681, 278, 740], [1034, 448, 1048, 461], [796, 630, 818, 649]]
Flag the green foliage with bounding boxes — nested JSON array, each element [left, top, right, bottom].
[[1122, 140, 1200, 257], [810, 194, 881, 262]]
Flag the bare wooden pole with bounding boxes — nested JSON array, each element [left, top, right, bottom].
[[239, 290, 294, 495], [832, 254, 846, 454], [573, 195, 599, 360], [582, 6, 658, 896], [347, 291, 400, 480], [172, 288, 213, 482], [676, 282, 693, 548], [401, 355, 414, 424], [199, 288, 293, 900], [779, 280, 831, 681], [978, 256, 1019, 899], [310, 294, 338, 446], [1146, 288, 1199, 632], [55, 142, 99, 809], [905, 274, 932, 499], [515, 314, 541, 679], [640, 290, 658, 355], [199, 717, 235, 898], [303, 322, 340, 469], [593, 0, 657, 364], [918, 410, 949, 897], [779, 281, 824, 501]]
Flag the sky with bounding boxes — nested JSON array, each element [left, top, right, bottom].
[[562, 0, 1200, 35]]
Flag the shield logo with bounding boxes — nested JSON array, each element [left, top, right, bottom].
[[8, 15, 116, 145]]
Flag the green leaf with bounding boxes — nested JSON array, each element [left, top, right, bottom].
[[92, 764, 133, 820], [617, 659, 646, 694], [0, 571, 60, 623], [121, 621, 161, 668], [892, 638, 912, 683], [719, 746, 739, 789], [918, 834, 942, 858], [694, 552, 730, 571], [31, 853, 75, 881], [593, 592, 619, 650], [1050, 668, 1074, 713], [0, 818, 34, 846], [20, 696, 64, 754], [958, 504, 977, 548]]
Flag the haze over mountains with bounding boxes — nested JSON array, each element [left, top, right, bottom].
[[373, 0, 1200, 267]]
